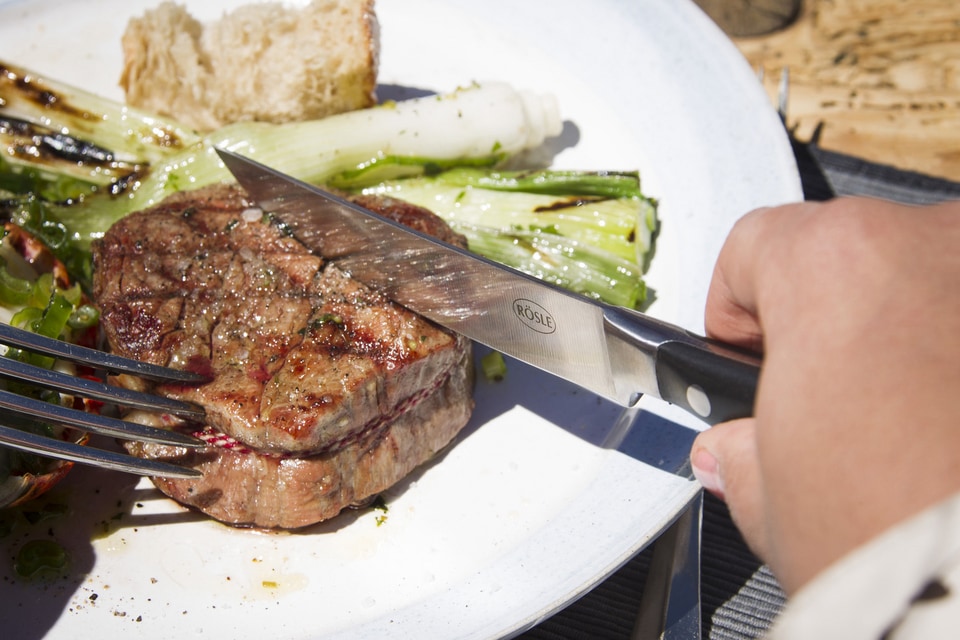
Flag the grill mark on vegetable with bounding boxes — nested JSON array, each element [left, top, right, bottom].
[[0, 67, 150, 198], [110, 170, 148, 197], [0, 115, 114, 163], [0, 63, 85, 117], [532, 195, 607, 212], [0, 113, 145, 194], [0, 62, 189, 151]]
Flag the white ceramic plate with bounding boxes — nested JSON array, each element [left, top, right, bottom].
[[0, 1, 802, 638]]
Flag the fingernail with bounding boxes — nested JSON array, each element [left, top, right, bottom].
[[691, 446, 724, 498]]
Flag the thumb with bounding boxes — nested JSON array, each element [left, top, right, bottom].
[[690, 419, 769, 560], [690, 418, 757, 501]]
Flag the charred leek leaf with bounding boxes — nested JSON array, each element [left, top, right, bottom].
[[1, 61, 559, 252], [0, 59, 658, 307]]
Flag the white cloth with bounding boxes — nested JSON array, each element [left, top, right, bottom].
[[766, 491, 960, 639]]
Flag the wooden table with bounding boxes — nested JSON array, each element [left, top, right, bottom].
[[729, 0, 960, 183]]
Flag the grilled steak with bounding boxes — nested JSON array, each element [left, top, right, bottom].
[[93, 183, 474, 529]]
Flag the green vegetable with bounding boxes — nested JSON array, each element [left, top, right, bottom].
[[2, 62, 559, 252], [0, 259, 34, 305], [480, 350, 508, 382], [371, 495, 389, 527], [14, 538, 69, 579], [0, 225, 93, 503], [67, 304, 100, 329], [358, 170, 658, 307], [0, 265, 86, 370], [1, 59, 658, 307]]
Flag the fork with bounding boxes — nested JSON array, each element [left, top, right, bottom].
[[0, 323, 206, 479], [757, 65, 790, 122], [762, 65, 835, 200]]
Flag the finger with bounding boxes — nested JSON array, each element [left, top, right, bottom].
[[691, 418, 770, 562], [703, 202, 814, 351], [703, 208, 769, 350]]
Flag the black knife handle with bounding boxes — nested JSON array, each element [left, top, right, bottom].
[[655, 340, 759, 426]]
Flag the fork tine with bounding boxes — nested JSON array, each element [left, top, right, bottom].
[[777, 66, 790, 123], [0, 422, 201, 478], [0, 388, 203, 448], [0, 323, 207, 478], [0, 323, 206, 383], [0, 356, 205, 420]]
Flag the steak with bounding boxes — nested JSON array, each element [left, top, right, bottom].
[[93, 183, 474, 529]]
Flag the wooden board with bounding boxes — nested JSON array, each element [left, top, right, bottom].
[[731, 0, 960, 182]]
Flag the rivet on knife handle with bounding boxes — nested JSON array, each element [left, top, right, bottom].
[[655, 340, 759, 425]]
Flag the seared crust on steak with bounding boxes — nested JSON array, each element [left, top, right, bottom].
[[123, 362, 471, 528], [93, 183, 474, 528]]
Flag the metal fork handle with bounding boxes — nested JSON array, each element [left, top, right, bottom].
[[0, 422, 201, 479], [0, 323, 206, 383], [633, 490, 703, 639], [0, 355, 205, 419]]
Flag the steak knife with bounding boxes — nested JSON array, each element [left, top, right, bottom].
[[218, 149, 760, 425]]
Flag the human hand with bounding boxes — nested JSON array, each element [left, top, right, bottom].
[[689, 197, 960, 594]]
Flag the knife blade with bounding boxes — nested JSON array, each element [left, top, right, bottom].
[[217, 148, 760, 425]]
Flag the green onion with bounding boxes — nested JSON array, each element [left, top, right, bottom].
[[0, 260, 34, 305], [33, 292, 72, 339], [67, 304, 100, 329], [9, 306, 41, 330], [1, 61, 560, 254], [21, 502, 69, 524], [421, 167, 648, 198], [1, 59, 659, 307], [0, 227, 93, 375], [480, 350, 508, 382], [358, 170, 658, 307], [14, 539, 69, 579]]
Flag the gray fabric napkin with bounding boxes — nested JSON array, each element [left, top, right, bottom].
[[518, 144, 960, 640]]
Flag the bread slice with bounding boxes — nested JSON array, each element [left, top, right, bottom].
[[120, 0, 379, 132]]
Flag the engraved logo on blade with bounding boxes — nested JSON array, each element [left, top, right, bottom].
[[514, 298, 556, 334]]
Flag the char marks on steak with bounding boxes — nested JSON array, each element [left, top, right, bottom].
[[93, 183, 474, 529]]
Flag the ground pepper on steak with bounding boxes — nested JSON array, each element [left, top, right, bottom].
[[92, 183, 474, 529]]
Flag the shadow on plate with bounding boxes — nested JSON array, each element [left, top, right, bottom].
[[0, 460, 165, 640]]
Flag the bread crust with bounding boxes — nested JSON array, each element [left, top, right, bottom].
[[120, 0, 379, 131]]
